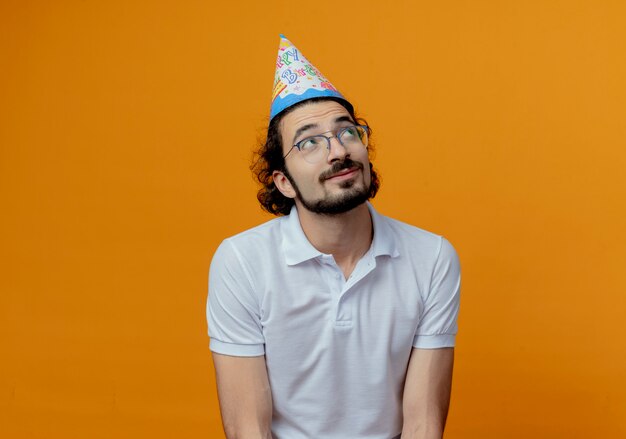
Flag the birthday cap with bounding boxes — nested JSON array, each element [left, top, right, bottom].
[[270, 35, 351, 120]]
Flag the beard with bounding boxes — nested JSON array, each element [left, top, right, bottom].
[[283, 158, 371, 215]]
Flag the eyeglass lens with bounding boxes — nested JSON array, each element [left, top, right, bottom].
[[298, 126, 368, 163]]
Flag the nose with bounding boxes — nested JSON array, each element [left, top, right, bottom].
[[326, 135, 349, 162]]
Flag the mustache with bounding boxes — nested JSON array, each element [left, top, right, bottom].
[[318, 158, 364, 182]]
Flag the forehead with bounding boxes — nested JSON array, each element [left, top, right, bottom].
[[280, 100, 352, 139]]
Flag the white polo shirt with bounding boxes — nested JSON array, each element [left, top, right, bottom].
[[207, 203, 460, 439]]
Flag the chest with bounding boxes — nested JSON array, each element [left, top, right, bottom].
[[258, 255, 426, 360]]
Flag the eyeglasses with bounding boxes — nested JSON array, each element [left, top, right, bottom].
[[284, 125, 370, 164]]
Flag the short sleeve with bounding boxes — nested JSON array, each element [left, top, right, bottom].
[[413, 237, 461, 349], [207, 240, 265, 356]]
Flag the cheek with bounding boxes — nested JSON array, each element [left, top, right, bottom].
[[359, 153, 372, 184], [364, 164, 372, 186], [289, 165, 322, 192]]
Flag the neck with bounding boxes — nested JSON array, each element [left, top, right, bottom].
[[295, 201, 373, 278]]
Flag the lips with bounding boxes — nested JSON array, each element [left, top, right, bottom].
[[319, 159, 364, 182], [326, 167, 358, 180]]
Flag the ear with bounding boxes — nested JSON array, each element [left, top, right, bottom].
[[272, 170, 297, 199]]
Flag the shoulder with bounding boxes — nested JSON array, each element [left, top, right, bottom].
[[209, 216, 285, 288], [217, 216, 284, 255], [372, 211, 460, 282], [209, 215, 287, 278], [378, 212, 456, 257], [384, 215, 440, 242]]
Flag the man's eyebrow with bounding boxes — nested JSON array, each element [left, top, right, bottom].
[[292, 123, 318, 144], [334, 115, 355, 125]]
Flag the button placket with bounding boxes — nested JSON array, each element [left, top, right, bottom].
[[318, 255, 349, 324], [334, 254, 377, 326], [321, 256, 349, 325]]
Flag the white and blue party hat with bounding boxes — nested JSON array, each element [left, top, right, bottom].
[[270, 35, 351, 120]]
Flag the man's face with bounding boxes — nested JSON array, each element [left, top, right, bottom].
[[274, 100, 372, 215]]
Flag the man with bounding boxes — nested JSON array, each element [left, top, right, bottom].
[[207, 35, 461, 439]]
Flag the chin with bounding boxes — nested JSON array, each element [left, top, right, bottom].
[[299, 186, 370, 215]]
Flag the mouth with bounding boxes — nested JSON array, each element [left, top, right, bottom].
[[320, 159, 364, 182], [325, 167, 359, 181]]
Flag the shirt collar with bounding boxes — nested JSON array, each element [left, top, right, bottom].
[[281, 205, 323, 266], [281, 202, 399, 266], [367, 202, 400, 259]]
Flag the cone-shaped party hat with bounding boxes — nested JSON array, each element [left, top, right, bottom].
[[270, 35, 351, 120]]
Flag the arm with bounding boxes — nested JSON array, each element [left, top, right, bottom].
[[212, 353, 273, 439], [401, 347, 454, 439], [404, 237, 460, 437], [208, 241, 271, 437]]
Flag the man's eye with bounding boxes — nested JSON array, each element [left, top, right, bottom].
[[340, 127, 358, 140], [299, 137, 322, 151]]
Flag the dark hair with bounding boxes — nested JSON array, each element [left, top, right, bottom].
[[250, 97, 381, 216]]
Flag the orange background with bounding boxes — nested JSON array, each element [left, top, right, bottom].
[[1, 1, 625, 438]]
